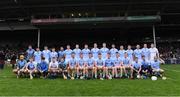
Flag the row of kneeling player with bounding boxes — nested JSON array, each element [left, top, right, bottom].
[[13, 53, 165, 80]]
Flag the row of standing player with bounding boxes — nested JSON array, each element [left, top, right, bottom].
[[26, 43, 159, 64]]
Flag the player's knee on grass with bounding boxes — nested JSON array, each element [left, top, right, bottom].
[[78, 67, 82, 70], [93, 66, 96, 70], [108, 67, 112, 70], [103, 67, 107, 70], [124, 66, 128, 69], [89, 67, 93, 70], [102, 67, 105, 71], [53, 69, 57, 73], [59, 69, 62, 72], [72, 67, 76, 70], [112, 67, 115, 70], [49, 69, 54, 73], [75, 67, 79, 70], [35, 70, 38, 73], [152, 69, 157, 72], [24, 69, 28, 74], [98, 66, 102, 70], [13, 69, 18, 74], [67, 66, 70, 70], [63, 69, 68, 73], [27, 70, 31, 73], [160, 69, 164, 73], [58, 70, 60, 73]]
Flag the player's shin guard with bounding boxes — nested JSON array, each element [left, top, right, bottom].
[[114, 67, 118, 78], [112, 68, 115, 78], [106, 68, 108, 78], [29, 71, 33, 79], [17, 70, 20, 78], [62, 70, 67, 79], [91, 69, 94, 78], [75, 68, 78, 79], [130, 68, 134, 79], [124, 68, 127, 77], [103, 68, 106, 78], [120, 67, 123, 78], [94, 67, 97, 79], [85, 68, 88, 78], [67, 68, 71, 78], [82, 68, 86, 78]]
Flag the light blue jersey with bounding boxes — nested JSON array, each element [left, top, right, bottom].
[[141, 48, 150, 61], [73, 48, 81, 60], [105, 58, 114, 67], [50, 51, 58, 60], [58, 50, 64, 58], [27, 62, 36, 70], [112, 57, 122, 66], [78, 58, 85, 67], [100, 48, 109, 60], [141, 60, 150, 70], [38, 61, 48, 72], [134, 49, 142, 60], [141, 60, 150, 66], [87, 58, 95, 67], [132, 61, 141, 69], [58, 60, 66, 69], [82, 48, 90, 61], [91, 48, 99, 60], [96, 58, 104, 66], [26, 49, 35, 60], [119, 50, 126, 58], [34, 51, 42, 64], [17, 60, 27, 69], [69, 58, 77, 67], [122, 57, 131, 66], [64, 49, 73, 61], [151, 60, 160, 69], [126, 49, 133, 60], [110, 48, 118, 59], [42, 50, 50, 63]]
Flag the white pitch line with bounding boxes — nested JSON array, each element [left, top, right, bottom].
[[166, 77, 178, 81], [163, 68, 180, 72]]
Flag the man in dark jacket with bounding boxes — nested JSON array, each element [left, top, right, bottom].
[[0, 51, 5, 70]]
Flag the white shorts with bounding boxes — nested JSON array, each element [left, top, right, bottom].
[[45, 59, 49, 64], [68, 65, 76, 69], [97, 66, 103, 69], [124, 65, 132, 68], [114, 65, 121, 68], [88, 66, 94, 69], [153, 69, 164, 72], [65, 59, 71, 64], [78, 66, 84, 69]]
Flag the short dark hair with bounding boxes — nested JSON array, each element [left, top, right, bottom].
[[41, 57, 45, 60]]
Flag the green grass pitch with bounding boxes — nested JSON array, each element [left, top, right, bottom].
[[0, 64, 180, 96]]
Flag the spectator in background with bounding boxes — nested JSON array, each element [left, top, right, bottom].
[[11, 53, 17, 69], [0, 51, 5, 69]]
